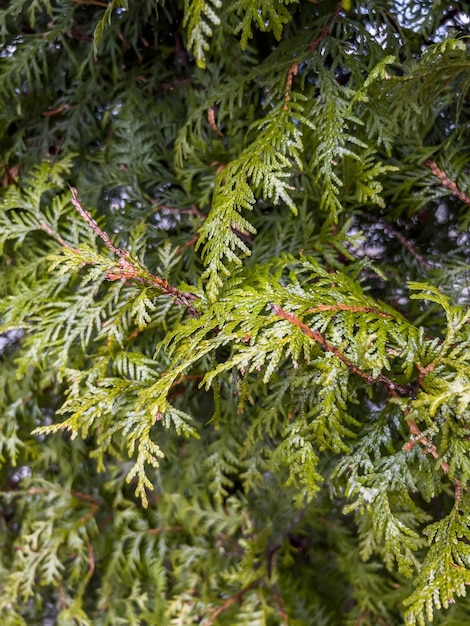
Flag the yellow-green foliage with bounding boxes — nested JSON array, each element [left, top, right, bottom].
[[1, 1, 470, 624]]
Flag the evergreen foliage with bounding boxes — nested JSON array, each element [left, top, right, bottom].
[[1, 0, 470, 623]]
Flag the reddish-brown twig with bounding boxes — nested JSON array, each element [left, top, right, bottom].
[[284, 63, 298, 108], [70, 186, 123, 256], [383, 222, 435, 269], [309, 3, 342, 53], [415, 361, 436, 387], [176, 233, 199, 255], [58, 583, 67, 611], [271, 586, 289, 625], [309, 304, 393, 317], [284, 3, 342, 108], [87, 541, 95, 579], [362, 212, 435, 270], [69, 187, 199, 316], [42, 103, 72, 117], [403, 419, 440, 460], [404, 417, 465, 502], [40, 222, 81, 254], [402, 405, 450, 475], [208, 106, 223, 136], [425, 159, 470, 207], [206, 579, 262, 625], [1, 160, 19, 188], [271, 304, 416, 397], [70, 490, 104, 506]]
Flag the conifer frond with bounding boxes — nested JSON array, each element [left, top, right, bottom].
[[183, 0, 222, 69], [390, 39, 470, 133], [404, 494, 470, 626], [229, 0, 297, 50], [2, 1, 470, 622], [352, 150, 398, 208], [0, 481, 97, 617], [0, 159, 89, 251], [198, 100, 307, 299], [26, 0, 53, 26], [306, 67, 367, 222], [305, 356, 359, 453], [126, 427, 164, 508], [271, 423, 322, 506], [93, 0, 129, 52]]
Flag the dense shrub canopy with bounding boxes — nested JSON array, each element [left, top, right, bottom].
[[1, 1, 470, 624]]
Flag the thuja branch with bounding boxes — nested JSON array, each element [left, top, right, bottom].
[[403, 413, 462, 496], [206, 579, 262, 625], [69, 187, 199, 316], [362, 212, 436, 270], [284, 3, 341, 106], [70, 186, 128, 257], [403, 419, 440, 461], [425, 159, 470, 207], [40, 221, 80, 254], [309, 304, 393, 317], [308, 2, 342, 53], [270, 304, 416, 397]]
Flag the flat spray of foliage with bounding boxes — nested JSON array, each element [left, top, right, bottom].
[[1, 0, 470, 624]]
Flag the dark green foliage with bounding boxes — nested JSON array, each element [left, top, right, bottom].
[[1, 0, 470, 623]]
